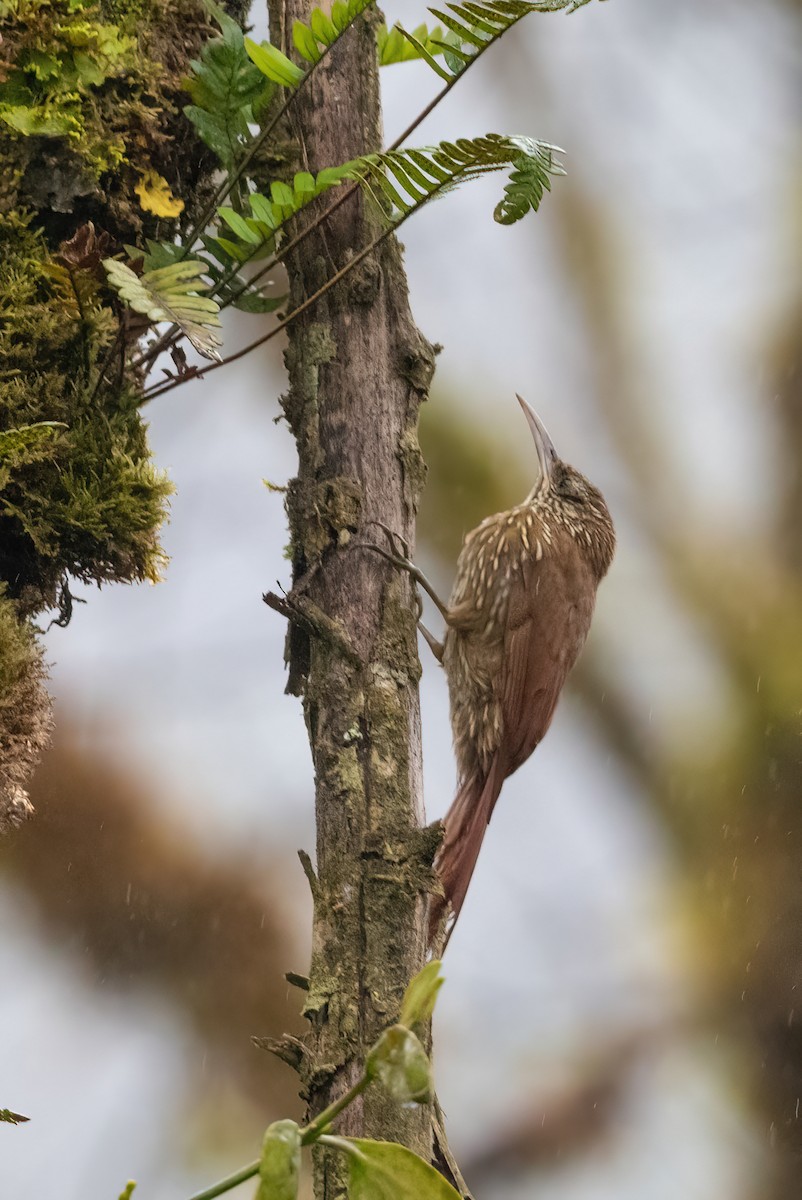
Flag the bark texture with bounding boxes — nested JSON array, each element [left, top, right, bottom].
[[266, 3, 438, 1192]]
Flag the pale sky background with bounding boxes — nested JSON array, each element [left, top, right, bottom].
[[2, 0, 796, 1196]]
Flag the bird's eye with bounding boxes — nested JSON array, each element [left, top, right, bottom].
[[560, 479, 585, 503]]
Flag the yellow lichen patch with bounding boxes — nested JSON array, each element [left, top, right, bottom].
[[135, 170, 184, 218]]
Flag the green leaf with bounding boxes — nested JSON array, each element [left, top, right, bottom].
[[293, 171, 316, 199], [292, 19, 321, 63], [117, 1183, 136, 1200], [378, 22, 449, 71], [309, 7, 337, 46], [184, 4, 273, 168], [270, 179, 295, 209], [218, 207, 262, 244], [287, 0, 374, 71], [258, 1120, 300, 1200], [393, 1, 594, 81], [228, 287, 285, 314], [329, 1138, 462, 1200], [0, 105, 80, 136], [399, 960, 444, 1028], [21, 49, 61, 80], [244, 38, 305, 88], [202, 166, 353, 299], [365, 1026, 432, 1104], [103, 258, 223, 361], [73, 50, 107, 86]]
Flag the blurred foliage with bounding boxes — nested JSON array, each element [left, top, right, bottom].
[[0, 217, 172, 616], [7, 726, 305, 1114]]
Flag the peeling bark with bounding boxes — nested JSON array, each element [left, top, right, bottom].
[[266, 3, 438, 1191]]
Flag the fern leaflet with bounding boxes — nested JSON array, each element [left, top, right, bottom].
[[245, 0, 373, 86], [376, 22, 448, 66], [103, 259, 223, 361]]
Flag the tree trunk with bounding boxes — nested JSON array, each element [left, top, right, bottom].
[[266, 3, 438, 1193]]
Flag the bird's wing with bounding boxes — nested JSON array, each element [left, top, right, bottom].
[[499, 545, 594, 776]]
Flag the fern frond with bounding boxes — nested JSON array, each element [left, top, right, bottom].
[[184, 0, 274, 169], [346, 135, 564, 226], [204, 166, 353, 275], [246, 0, 373, 86], [103, 259, 223, 361], [397, 0, 599, 80], [40, 262, 102, 320]]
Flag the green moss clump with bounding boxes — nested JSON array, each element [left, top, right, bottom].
[[0, 215, 173, 614], [0, 0, 233, 245]]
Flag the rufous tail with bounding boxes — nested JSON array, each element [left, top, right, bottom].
[[428, 756, 506, 949]]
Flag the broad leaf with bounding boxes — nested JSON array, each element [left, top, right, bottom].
[[328, 1138, 462, 1200], [244, 38, 304, 88], [377, 22, 447, 67], [399, 960, 444, 1028], [103, 259, 223, 361]]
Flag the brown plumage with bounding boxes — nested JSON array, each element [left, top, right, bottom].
[[362, 395, 615, 949], [429, 396, 615, 945]]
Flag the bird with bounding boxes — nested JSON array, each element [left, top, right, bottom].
[[365, 395, 615, 949]]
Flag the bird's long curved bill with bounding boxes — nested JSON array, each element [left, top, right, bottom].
[[516, 394, 556, 487]]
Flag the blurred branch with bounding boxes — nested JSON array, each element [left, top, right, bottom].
[[461, 1020, 679, 1184]]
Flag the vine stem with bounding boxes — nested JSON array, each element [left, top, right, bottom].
[[187, 1160, 259, 1200], [184, 1077, 370, 1200], [300, 1076, 370, 1145]]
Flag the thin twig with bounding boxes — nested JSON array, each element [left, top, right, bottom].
[[263, 589, 361, 664]]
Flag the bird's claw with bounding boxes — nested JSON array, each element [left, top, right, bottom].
[[364, 520, 411, 563], [357, 521, 451, 625], [359, 521, 417, 576]]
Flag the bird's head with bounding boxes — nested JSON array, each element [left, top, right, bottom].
[[517, 393, 615, 577]]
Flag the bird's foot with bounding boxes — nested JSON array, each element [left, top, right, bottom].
[[358, 521, 451, 623]]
